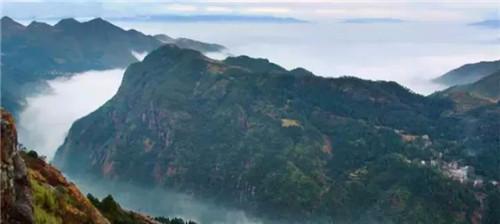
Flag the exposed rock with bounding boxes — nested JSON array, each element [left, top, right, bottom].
[[1, 109, 34, 224]]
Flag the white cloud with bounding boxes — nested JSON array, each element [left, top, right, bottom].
[[18, 69, 124, 159], [313, 3, 491, 22], [244, 7, 291, 14], [164, 4, 198, 12], [205, 6, 233, 13]]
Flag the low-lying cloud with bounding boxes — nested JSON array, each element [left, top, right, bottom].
[[69, 175, 267, 224], [18, 69, 124, 159], [132, 50, 148, 61]]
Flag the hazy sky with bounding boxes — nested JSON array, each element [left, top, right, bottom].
[[2, 0, 498, 23]]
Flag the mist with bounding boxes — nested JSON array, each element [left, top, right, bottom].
[[69, 175, 270, 224], [132, 50, 148, 61], [18, 69, 124, 159]]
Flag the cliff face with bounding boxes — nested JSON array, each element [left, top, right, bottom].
[[1, 108, 109, 224], [1, 109, 34, 224]]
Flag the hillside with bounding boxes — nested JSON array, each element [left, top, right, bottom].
[[433, 71, 500, 112], [55, 45, 500, 223], [433, 60, 500, 86]]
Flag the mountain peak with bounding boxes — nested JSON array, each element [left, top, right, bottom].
[[88, 17, 106, 23], [54, 18, 80, 28], [290, 67, 315, 77], [83, 17, 123, 32], [1, 16, 26, 33], [26, 21, 53, 32], [224, 55, 286, 73], [154, 34, 175, 43], [143, 44, 206, 64], [86, 17, 113, 26], [1, 16, 20, 25]]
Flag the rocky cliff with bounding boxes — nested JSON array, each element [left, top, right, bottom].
[[1, 109, 34, 223]]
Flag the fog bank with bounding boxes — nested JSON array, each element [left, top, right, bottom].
[[132, 50, 148, 61], [70, 175, 267, 224], [18, 69, 124, 159]]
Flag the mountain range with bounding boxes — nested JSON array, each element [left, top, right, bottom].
[[0, 16, 225, 116], [54, 45, 500, 223]]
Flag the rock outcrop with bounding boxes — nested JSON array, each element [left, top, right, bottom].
[[1, 109, 34, 223]]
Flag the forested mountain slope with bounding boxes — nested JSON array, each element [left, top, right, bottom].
[[55, 45, 500, 223]]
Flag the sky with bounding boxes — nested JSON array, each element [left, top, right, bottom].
[[1, 0, 499, 23]]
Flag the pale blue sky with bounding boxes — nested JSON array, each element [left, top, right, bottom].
[[1, 0, 498, 23]]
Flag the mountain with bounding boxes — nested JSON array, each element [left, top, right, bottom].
[[433, 71, 500, 111], [54, 45, 500, 223], [431, 72, 500, 182], [433, 60, 500, 86], [0, 16, 225, 116], [154, 34, 226, 53], [1, 16, 160, 115], [2, 16, 161, 75], [469, 19, 500, 29], [0, 109, 196, 224]]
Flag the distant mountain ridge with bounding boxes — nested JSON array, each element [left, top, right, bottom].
[[0, 16, 226, 116], [342, 18, 405, 24], [433, 60, 500, 86], [469, 19, 500, 28], [433, 71, 500, 112], [154, 34, 225, 53]]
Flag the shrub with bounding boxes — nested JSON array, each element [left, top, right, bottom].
[[27, 150, 39, 159], [34, 205, 62, 224]]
